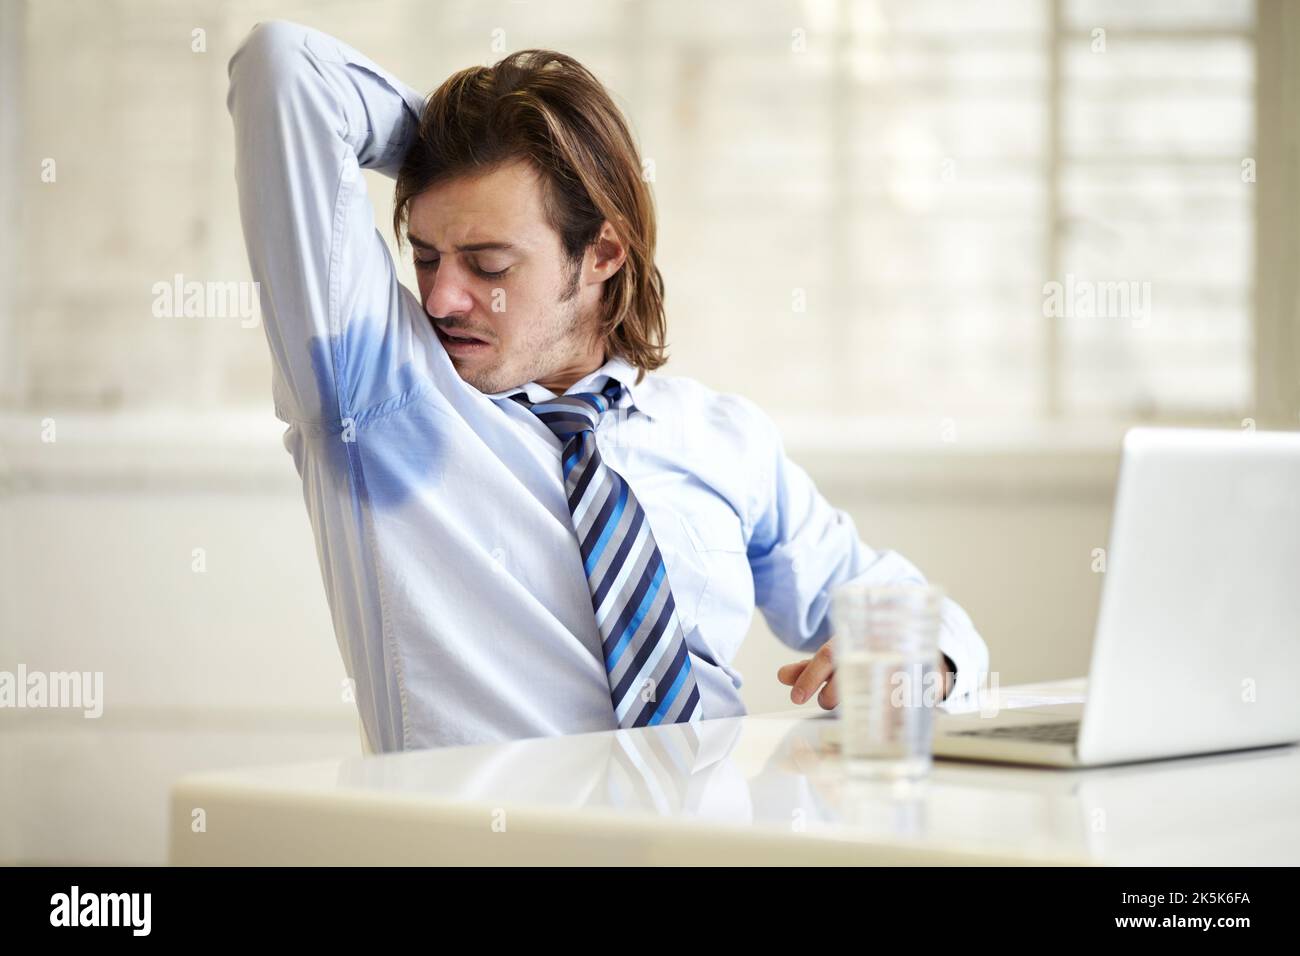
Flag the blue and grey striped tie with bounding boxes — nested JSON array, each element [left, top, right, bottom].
[[513, 379, 702, 728]]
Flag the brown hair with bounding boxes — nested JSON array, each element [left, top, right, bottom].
[[393, 50, 667, 377]]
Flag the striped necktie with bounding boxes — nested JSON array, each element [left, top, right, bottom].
[[513, 379, 702, 728]]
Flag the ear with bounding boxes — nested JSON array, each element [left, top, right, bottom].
[[586, 220, 627, 284]]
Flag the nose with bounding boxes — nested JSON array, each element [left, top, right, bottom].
[[422, 258, 474, 320]]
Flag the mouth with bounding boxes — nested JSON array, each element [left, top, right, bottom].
[[434, 324, 493, 357]]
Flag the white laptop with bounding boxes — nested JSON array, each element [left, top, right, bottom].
[[837, 427, 1300, 769]]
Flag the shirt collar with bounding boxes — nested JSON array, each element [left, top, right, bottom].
[[487, 355, 662, 422]]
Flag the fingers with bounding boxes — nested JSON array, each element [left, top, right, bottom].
[[782, 647, 944, 710], [776, 659, 809, 686], [818, 672, 838, 709], [791, 641, 834, 706]]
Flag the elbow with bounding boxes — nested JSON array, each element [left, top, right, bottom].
[[226, 20, 311, 113]]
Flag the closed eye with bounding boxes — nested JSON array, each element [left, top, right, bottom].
[[413, 257, 508, 280]]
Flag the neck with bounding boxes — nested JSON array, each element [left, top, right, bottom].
[[536, 349, 607, 394]]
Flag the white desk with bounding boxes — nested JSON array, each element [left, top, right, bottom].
[[169, 680, 1300, 865]]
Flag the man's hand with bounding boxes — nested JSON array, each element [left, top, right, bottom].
[[776, 638, 956, 708]]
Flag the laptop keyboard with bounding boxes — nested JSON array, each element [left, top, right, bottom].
[[949, 720, 1080, 744]]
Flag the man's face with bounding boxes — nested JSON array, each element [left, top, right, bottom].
[[406, 158, 610, 394]]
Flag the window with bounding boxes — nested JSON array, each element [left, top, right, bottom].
[[638, 0, 1258, 425]]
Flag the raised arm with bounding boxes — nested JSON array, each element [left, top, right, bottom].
[[226, 20, 428, 425]]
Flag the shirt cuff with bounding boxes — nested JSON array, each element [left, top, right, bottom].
[[936, 598, 989, 713]]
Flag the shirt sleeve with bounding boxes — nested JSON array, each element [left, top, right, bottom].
[[226, 19, 429, 426], [743, 402, 990, 710]]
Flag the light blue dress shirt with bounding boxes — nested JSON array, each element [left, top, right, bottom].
[[227, 20, 990, 753]]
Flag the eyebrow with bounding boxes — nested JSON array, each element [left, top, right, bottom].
[[406, 234, 516, 253]]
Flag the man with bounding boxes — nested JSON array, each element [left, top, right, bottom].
[[226, 20, 989, 753]]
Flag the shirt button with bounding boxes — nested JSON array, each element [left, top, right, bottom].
[[490, 546, 506, 570]]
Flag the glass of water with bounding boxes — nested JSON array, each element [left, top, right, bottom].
[[831, 581, 944, 780]]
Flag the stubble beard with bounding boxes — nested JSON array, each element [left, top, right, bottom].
[[460, 257, 594, 395]]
